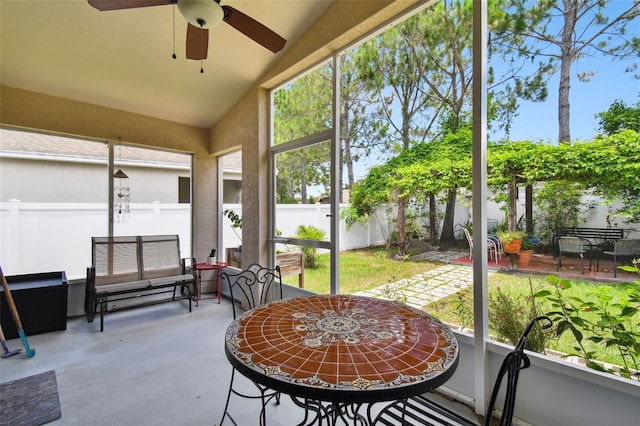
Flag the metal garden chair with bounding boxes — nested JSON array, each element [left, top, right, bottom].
[[463, 228, 500, 264], [219, 264, 283, 426], [601, 239, 640, 277], [372, 316, 553, 426], [556, 236, 591, 274]]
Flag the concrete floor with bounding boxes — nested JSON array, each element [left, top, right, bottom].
[[0, 298, 308, 425], [0, 297, 484, 425]]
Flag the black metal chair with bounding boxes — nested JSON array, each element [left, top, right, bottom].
[[372, 316, 553, 426], [601, 239, 640, 277], [557, 236, 591, 274], [219, 264, 283, 426]]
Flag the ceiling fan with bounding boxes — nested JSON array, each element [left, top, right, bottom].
[[88, 0, 287, 60]]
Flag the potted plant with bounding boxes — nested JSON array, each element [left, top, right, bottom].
[[517, 238, 534, 267], [498, 230, 526, 254], [223, 209, 243, 248], [206, 249, 217, 265]]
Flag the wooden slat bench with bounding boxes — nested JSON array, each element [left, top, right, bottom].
[[85, 234, 193, 331]]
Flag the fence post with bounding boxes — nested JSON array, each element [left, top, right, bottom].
[[153, 201, 161, 233], [6, 199, 21, 271]]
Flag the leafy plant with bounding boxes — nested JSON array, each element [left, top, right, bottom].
[[453, 287, 474, 331], [497, 230, 526, 244], [489, 279, 550, 353], [294, 225, 326, 269], [534, 271, 640, 380], [521, 237, 534, 250], [223, 209, 243, 243], [533, 181, 585, 243]]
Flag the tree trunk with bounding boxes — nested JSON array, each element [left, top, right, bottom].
[[300, 153, 307, 203], [558, 0, 576, 143], [508, 179, 518, 231], [341, 109, 355, 203], [429, 193, 438, 246], [439, 189, 457, 245], [397, 194, 407, 257], [526, 184, 533, 235]]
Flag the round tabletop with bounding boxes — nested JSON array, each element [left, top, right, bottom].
[[224, 294, 459, 404]]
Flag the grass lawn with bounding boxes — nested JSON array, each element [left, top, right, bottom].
[[298, 245, 639, 373], [301, 245, 441, 294]]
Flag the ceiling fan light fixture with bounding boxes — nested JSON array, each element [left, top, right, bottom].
[[177, 0, 223, 29]]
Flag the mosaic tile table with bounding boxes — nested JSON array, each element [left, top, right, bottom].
[[224, 295, 459, 425]]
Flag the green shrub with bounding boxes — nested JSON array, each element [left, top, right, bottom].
[[489, 280, 550, 353], [534, 268, 640, 380], [294, 225, 326, 269]]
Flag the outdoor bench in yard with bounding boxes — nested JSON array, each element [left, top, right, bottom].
[[85, 234, 193, 331], [553, 227, 624, 267], [554, 227, 624, 251]]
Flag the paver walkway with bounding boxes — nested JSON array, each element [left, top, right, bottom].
[[355, 250, 494, 310]]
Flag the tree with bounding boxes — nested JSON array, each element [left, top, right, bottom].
[[352, 128, 640, 255], [355, 0, 553, 250], [339, 52, 390, 200], [502, 0, 640, 142], [273, 67, 332, 203], [596, 97, 640, 135], [356, 12, 446, 256]]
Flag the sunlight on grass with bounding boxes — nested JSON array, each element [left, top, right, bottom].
[[298, 246, 638, 370], [301, 246, 440, 294]]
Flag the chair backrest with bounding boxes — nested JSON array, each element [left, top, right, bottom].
[[463, 228, 473, 249], [558, 236, 583, 253], [139, 234, 183, 279], [485, 316, 553, 426], [92, 236, 140, 285], [614, 239, 640, 255], [221, 264, 283, 319]]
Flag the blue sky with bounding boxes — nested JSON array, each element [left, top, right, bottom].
[[493, 54, 639, 143], [490, 1, 639, 143]]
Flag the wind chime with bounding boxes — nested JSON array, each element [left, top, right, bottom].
[[114, 143, 130, 222]]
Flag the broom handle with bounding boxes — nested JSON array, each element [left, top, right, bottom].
[[0, 265, 35, 357], [0, 266, 24, 329]]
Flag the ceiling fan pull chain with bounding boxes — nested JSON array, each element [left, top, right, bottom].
[[171, 4, 177, 59]]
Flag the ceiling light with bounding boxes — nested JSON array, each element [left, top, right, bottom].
[[177, 0, 224, 29]]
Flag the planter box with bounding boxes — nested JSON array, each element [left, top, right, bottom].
[[1, 271, 68, 338], [225, 247, 243, 268], [225, 248, 305, 288]]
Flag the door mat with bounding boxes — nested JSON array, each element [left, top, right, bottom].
[[0, 370, 61, 426]]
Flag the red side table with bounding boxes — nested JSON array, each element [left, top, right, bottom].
[[194, 262, 227, 306]]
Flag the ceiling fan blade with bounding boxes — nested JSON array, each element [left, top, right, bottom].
[[88, 0, 173, 11], [186, 23, 209, 60], [222, 6, 286, 53]]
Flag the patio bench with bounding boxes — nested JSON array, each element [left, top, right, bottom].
[[553, 227, 623, 254], [85, 234, 193, 331]]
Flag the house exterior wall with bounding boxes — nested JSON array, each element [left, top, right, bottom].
[[0, 156, 189, 203], [0, 86, 217, 262]]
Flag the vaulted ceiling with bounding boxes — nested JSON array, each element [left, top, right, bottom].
[[0, 1, 333, 130]]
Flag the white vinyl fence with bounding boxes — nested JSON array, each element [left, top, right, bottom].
[[1, 201, 392, 280], [3, 196, 635, 280], [0, 200, 191, 279]]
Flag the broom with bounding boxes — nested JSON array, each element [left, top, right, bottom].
[[0, 266, 35, 358]]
